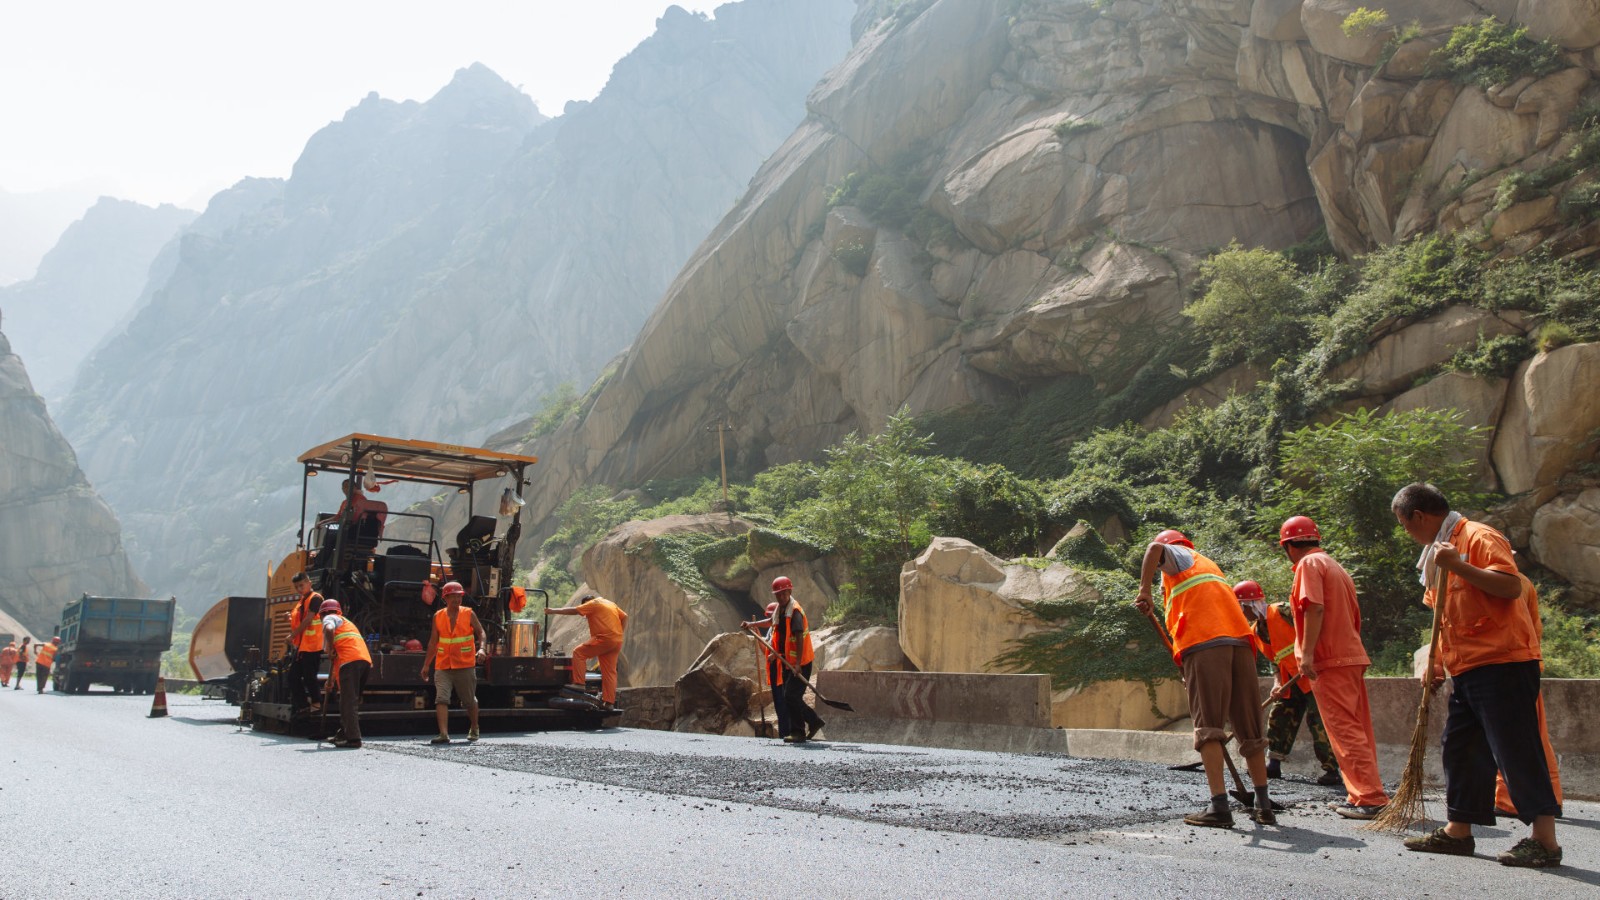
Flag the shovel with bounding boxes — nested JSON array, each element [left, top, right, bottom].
[[1139, 607, 1263, 809], [741, 625, 854, 712]]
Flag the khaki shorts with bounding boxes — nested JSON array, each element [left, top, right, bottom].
[[434, 666, 477, 707], [1181, 642, 1267, 756]]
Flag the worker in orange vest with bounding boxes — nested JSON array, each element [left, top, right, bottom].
[[547, 593, 628, 710], [740, 601, 786, 739], [767, 576, 823, 744], [285, 572, 326, 712], [1238, 580, 1343, 788], [0, 641, 16, 688], [420, 581, 486, 745], [1136, 530, 1272, 827], [33, 637, 61, 694], [318, 598, 371, 749]]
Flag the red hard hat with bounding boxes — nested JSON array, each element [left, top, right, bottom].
[[319, 598, 342, 614], [1279, 515, 1321, 544], [51, 636, 61, 645], [771, 576, 793, 594], [765, 602, 778, 614], [442, 581, 466, 597], [403, 638, 423, 651], [1154, 529, 1194, 549], [1233, 580, 1265, 601]]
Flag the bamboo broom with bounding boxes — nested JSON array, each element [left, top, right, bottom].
[[1366, 563, 1449, 833]]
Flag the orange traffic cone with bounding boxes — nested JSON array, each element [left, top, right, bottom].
[[148, 677, 169, 718]]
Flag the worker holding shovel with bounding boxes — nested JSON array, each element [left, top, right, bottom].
[[757, 576, 825, 744], [1135, 530, 1273, 828]]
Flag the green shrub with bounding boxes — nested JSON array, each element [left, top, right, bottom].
[[747, 527, 828, 563], [643, 531, 731, 601], [1444, 333, 1534, 378], [833, 240, 872, 277], [927, 463, 1052, 558], [1537, 596, 1600, 678], [1536, 321, 1579, 353], [1341, 7, 1389, 37], [523, 382, 581, 440], [1428, 18, 1564, 91], [1183, 244, 1316, 368], [1052, 119, 1101, 140], [822, 582, 898, 627]]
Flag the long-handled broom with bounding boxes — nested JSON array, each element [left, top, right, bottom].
[[1366, 564, 1449, 833]]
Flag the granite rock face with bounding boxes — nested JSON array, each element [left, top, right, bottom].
[[0, 330, 144, 635]]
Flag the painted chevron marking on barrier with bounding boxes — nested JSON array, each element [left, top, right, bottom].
[[896, 679, 934, 719]]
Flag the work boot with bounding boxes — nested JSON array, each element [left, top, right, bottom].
[[1249, 805, 1277, 825], [805, 719, 825, 741], [1265, 758, 1282, 780], [1404, 827, 1475, 856], [332, 737, 362, 749], [1316, 769, 1344, 787], [1184, 807, 1234, 829], [1497, 838, 1562, 868], [467, 727, 479, 742], [430, 734, 451, 745], [1333, 803, 1386, 820], [783, 733, 807, 744]]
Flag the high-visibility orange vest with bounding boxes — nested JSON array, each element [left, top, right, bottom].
[[772, 602, 813, 685], [289, 592, 325, 653], [1264, 602, 1301, 684], [325, 616, 372, 682], [34, 643, 59, 668], [434, 606, 476, 670], [1161, 551, 1252, 662]]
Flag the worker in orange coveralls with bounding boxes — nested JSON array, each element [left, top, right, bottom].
[[0, 641, 17, 687], [1495, 573, 1563, 819], [547, 593, 627, 710], [1278, 515, 1388, 820]]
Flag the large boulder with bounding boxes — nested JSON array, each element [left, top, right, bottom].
[[1530, 490, 1600, 602], [1493, 344, 1600, 495], [579, 514, 758, 688], [1331, 306, 1522, 397], [898, 537, 1097, 673], [812, 625, 910, 672], [673, 632, 774, 736]]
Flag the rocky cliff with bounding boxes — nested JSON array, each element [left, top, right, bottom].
[[506, 0, 1600, 574], [53, 0, 856, 607], [0, 329, 144, 635], [0, 197, 195, 398]]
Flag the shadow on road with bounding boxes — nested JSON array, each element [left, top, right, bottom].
[[1239, 822, 1370, 854]]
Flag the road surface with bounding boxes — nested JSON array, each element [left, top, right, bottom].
[[3, 690, 1596, 898]]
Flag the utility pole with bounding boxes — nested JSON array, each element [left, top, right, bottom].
[[705, 419, 734, 513]]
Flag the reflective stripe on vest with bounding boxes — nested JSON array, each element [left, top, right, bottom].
[[1266, 603, 1300, 678], [327, 618, 372, 669], [773, 603, 814, 685], [35, 645, 58, 667], [434, 607, 476, 670], [1162, 552, 1252, 662], [294, 593, 325, 652]]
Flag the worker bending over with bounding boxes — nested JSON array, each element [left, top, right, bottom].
[[1136, 530, 1271, 827], [319, 598, 371, 749], [421, 581, 486, 744], [548, 593, 627, 710], [1278, 516, 1387, 819], [33, 637, 60, 693], [1393, 483, 1562, 868], [1238, 580, 1342, 787]]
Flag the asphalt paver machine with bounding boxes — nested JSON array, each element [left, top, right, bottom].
[[190, 433, 616, 735]]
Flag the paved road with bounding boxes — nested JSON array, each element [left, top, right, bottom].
[[3, 690, 1597, 898]]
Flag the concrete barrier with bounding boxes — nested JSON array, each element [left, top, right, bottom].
[[813, 670, 1068, 753]]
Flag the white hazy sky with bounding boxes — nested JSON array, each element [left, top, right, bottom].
[[0, 1, 721, 208]]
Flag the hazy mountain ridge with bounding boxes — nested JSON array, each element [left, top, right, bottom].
[[52, 0, 856, 611]]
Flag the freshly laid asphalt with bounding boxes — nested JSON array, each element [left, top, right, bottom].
[[3, 690, 1598, 898]]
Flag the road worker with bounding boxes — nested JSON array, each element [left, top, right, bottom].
[[1, 641, 16, 687], [740, 601, 787, 739], [421, 581, 486, 744], [1393, 484, 1562, 867], [1136, 530, 1272, 827], [33, 637, 61, 693], [547, 593, 627, 710], [765, 576, 824, 744], [1278, 515, 1388, 820], [319, 598, 371, 749], [13, 637, 30, 690], [1238, 580, 1342, 787], [285, 572, 326, 713]]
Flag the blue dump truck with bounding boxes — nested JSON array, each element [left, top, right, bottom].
[[52, 595, 176, 694]]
